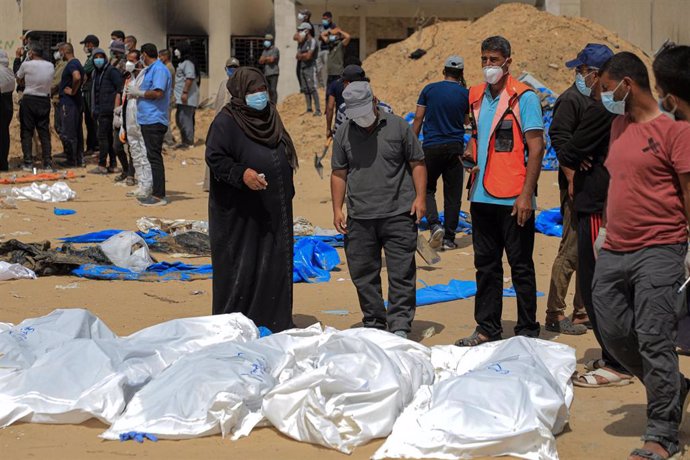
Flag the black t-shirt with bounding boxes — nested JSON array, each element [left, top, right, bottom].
[[326, 78, 344, 109], [59, 58, 84, 107]]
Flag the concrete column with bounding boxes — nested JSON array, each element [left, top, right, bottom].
[[208, 0, 232, 104], [0, 0, 23, 58], [274, 0, 299, 103], [544, 0, 582, 16], [358, 11, 367, 59]]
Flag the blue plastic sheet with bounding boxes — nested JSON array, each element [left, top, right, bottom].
[[60, 229, 167, 245], [73, 262, 213, 281], [535, 207, 563, 238], [418, 211, 472, 234], [415, 279, 544, 307], [294, 234, 344, 248], [293, 237, 341, 283], [54, 208, 76, 216], [119, 432, 158, 443]]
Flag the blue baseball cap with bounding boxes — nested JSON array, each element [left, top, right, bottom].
[[565, 44, 614, 69]]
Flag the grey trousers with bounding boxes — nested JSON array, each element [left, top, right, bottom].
[[175, 104, 196, 146], [345, 213, 417, 333], [266, 75, 279, 105], [593, 243, 688, 444]]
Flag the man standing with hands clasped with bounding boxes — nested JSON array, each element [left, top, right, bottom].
[[455, 36, 545, 347], [331, 81, 427, 340]]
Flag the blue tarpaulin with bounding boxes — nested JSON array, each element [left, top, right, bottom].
[[293, 237, 341, 283], [73, 262, 213, 281], [418, 211, 472, 234], [415, 279, 544, 307], [535, 207, 563, 238], [60, 229, 168, 245], [54, 208, 76, 216], [294, 234, 344, 247]]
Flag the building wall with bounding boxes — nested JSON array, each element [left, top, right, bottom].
[[231, 0, 274, 36], [23, 0, 66, 31], [0, 1, 23, 56]]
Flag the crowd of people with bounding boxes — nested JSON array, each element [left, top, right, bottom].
[[0, 30, 206, 207], [205, 8, 690, 457]]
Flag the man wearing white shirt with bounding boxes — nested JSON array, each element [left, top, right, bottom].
[[16, 43, 54, 171]]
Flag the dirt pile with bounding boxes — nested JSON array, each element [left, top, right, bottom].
[[278, 3, 652, 165]]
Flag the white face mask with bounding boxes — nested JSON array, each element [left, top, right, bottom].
[[297, 13, 306, 21], [53, 51, 62, 61], [483, 62, 507, 85], [299, 31, 307, 39], [353, 110, 376, 128], [125, 61, 136, 73], [174, 49, 181, 59]]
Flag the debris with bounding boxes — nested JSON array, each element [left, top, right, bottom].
[[144, 293, 181, 304], [55, 283, 79, 290]]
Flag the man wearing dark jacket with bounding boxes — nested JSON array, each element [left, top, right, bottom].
[[89, 48, 122, 174], [557, 45, 632, 388], [543, 46, 600, 335]]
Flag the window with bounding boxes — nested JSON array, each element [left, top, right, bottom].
[[24, 30, 66, 61], [230, 36, 265, 70], [167, 35, 208, 77]]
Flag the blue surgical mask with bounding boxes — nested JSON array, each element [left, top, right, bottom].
[[263, 40, 272, 48], [245, 91, 269, 111], [601, 80, 628, 115], [322, 19, 330, 27], [329, 35, 337, 42], [575, 72, 594, 97], [93, 57, 106, 68], [226, 67, 235, 77]]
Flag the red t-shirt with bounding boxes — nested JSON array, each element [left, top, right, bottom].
[[604, 114, 690, 252]]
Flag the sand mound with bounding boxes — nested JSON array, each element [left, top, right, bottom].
[[277, 3, 652, 165]]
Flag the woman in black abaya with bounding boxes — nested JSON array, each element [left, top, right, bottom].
[[205, 67, 298, 332]]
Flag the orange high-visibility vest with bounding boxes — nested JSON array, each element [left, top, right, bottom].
[[468, 75, 534, 199]]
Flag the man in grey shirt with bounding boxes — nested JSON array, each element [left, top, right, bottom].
[[331, 81, 427, 339], [173, 43, 199, 148], [259, 34, 280, 104]]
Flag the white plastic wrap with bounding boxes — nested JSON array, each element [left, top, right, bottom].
[[101, 324, 333, 440], [0, 310, 258, 427], [372, 336, 576, 460], [0, 261, 37, 281], [7, 182, 76, 202], [136, 217, 208, 235], [100, 231, 153, 272], [261, 328, 435, 454]]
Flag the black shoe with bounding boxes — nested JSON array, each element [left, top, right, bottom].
[[545, 317, 587, 335], [57, 160, 77, 168], [41, 162, 57, 173], [442, 239, 457, 250], [429, 225, 444, 249]]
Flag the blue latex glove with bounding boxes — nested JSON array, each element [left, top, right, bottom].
[[119, 432, 158, 443]]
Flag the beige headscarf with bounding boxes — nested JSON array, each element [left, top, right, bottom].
[[0, 50, 15, 93]]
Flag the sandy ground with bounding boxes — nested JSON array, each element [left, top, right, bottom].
[[1, 121, 689, 459]]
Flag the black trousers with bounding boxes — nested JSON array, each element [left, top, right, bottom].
[[577, 212, 627, 374], [113, 127, 131, 176], [470, 202, 540, 339], [424, 142, 464, 241], [83, 99, 98, 151], [266, 75, 279, 105], [0, 92, 12, 171], [59, 102, 82, 165], [140, 123, 167, 199], [20, 95, 52, 165], [344, 213, 417, 333], [97, 113, 115, 168]]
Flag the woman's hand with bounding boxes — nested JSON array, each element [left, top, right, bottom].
[[243, 169, 268, 190]]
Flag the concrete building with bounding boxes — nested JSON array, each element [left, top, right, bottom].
[[1, 0, 687, 104]]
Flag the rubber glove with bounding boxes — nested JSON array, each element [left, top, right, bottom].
[[126, 83, 145, 98], [685, 247, 690, 277], [594, 227, 606, 259], [113, 106, 122, 117]]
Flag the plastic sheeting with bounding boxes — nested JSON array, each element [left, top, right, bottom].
[[2, 182, 77, 202], [0, 261, 37, 281], [59, 229, 167, 245], [536, 208, 563, 238], [373, 337, 576, 460], [53, 207, 76, 216], [415, 279, 543, 307], [100, 231, 154, 273], [0, 309, 258, 427], [73, 262, 213, 281], [0, 310, 575, 459], [293, 238, 341, 283], [418, 211, 473, 235]]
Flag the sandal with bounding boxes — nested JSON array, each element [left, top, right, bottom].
[[454, 331, 501, 347], [572, 312, 592, 329], [573, 368, 633, 388], [630, 448, 681, 460], [545, 317, 587, 335], [584, 358, 606, 372], [113, 173, 127, 182]]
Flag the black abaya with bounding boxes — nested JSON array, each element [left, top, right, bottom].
[[206, 112, 295, 332]]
